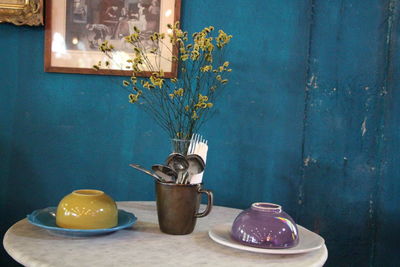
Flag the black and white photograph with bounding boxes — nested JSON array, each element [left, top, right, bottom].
[[66, 0, 160, 51]]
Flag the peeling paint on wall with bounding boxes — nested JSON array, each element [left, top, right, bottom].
[[303, 155, 317, 166], [361, 118, 367, 136], [307, 74, 319, 90]]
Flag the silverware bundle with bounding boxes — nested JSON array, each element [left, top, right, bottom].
[[186, 134, 208, 184], [129, 134, 209, 184]]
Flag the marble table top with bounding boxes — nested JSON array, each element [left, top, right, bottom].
[[3, 201, 328, 267]]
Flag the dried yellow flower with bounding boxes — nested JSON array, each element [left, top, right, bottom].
[[174, 88, 184, 96], [201, 65, 212, 72], [191, 50, 200, 60], [181, 54, 189, 61], [129, 93, 139, 103], [192, 111, 199, 120]]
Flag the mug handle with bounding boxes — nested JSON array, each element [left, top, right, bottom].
[[195, 188, 213, 218]]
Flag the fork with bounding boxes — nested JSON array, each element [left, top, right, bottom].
[[185, 134, 208, 184]]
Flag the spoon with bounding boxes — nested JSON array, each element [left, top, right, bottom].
[[184, 154, 205, 184], [166, 153, 189, 183], [129, 164, 163, 182], [165, 153, 181, 166], [152, 164, 177, 182]]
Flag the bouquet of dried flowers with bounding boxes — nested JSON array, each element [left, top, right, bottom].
[[95, 22, 232, 140]]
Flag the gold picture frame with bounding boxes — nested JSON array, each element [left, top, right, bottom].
[[0, 0, 43, 26]]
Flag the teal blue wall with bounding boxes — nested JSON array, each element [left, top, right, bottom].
[[1, 0, 399, 266]]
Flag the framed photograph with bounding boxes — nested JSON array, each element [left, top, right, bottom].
[[0, 0, 43, 26], [44, 0, 181, 77]]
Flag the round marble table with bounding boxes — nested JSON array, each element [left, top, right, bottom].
[[3, 201, 328, 266]]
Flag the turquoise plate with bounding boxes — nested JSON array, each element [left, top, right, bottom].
[[27, 207, 137, 237]]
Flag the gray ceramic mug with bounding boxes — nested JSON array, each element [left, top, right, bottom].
[[155, 181, 213, 235]]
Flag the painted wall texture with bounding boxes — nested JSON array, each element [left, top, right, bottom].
[[1, 0, 399, 266]]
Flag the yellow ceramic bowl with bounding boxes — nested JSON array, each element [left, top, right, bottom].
[[56, 189, 118, 229]]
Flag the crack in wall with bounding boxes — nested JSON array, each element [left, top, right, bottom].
[[370, 0, 397, 265], [297, 0, 316, 221]]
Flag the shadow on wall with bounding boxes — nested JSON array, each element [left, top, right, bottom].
[[208, 138, 301, 214], [295, 158, 381, 267], [0, 138, 49, 266]]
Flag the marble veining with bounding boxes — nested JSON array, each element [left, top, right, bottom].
[[3, 201, 327, 266]]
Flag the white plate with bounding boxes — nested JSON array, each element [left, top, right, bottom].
[[208, 223, 325, 255]]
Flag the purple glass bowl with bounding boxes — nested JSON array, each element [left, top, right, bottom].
[[231, 202, 299, 249]]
